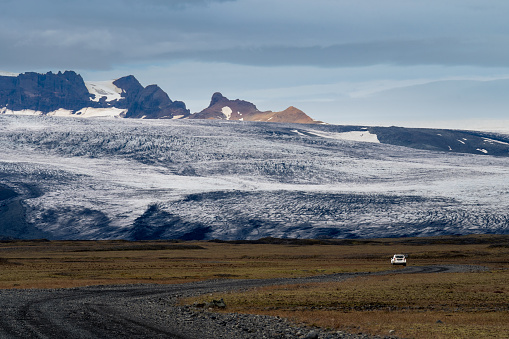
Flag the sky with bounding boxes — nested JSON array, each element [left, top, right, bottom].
[[1, 0, 509, 129]]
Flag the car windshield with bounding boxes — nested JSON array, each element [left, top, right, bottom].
[[395, 255, 404, 259]]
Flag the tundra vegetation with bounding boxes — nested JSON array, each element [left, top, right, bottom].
[[0, 235, 507, 338]]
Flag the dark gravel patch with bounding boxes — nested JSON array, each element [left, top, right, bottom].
[[0, 265, 487, 338]]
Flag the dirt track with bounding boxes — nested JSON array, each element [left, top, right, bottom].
[[0, 265, 486, 338]]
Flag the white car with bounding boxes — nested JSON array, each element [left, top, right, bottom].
[[391, 254, 407, 266]]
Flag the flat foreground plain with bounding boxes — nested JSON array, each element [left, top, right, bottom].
[[0, 235, 508, 338]]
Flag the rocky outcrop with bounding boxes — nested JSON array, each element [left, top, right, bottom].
[[112, 75, 144, 107], [0, 71, 93, 113], [190, 92, 260, 120], [124, 84, 189, 119], [190, 92, 319, 124]]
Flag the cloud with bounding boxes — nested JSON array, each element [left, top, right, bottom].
[[129, 0, 236, 7], [3, 0, 509, 125], [156, 38, 509, 68], [2, 0, 509, 72]]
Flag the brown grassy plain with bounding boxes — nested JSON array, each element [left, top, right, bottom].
[[0, 235, 508, 338]]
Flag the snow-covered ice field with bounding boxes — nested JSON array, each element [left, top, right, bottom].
[[1, 115, 508, 239]]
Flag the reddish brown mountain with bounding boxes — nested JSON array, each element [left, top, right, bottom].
[[189, 92, 320, 124], [247, 106, 318, 124]]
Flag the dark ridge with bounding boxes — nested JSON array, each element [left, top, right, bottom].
[[208, 235, 509, 246]]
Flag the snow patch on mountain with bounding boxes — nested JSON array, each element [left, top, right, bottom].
[[3, 107, 127, 118], [221, 106, 233, 120], [46, 109, 74, 116], [49, 107, 127, 118], [483, 138, 509, 146], [0, 71, 19, 77], [85, 80, 123, 102], [0, 108, 43, 116]]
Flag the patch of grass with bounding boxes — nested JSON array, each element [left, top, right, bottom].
[[71, 243, 205, 252], [211, 270, 508, 311], [188, 267, 509, 338], [0, 239, 404, 289]]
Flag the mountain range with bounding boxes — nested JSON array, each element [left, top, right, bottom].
[[0, 71, 318, 124]]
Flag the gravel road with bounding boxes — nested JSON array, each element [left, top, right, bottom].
[[0, 265, 487, 339]]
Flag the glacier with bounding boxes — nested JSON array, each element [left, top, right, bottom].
[[0, 115, 508, 240]]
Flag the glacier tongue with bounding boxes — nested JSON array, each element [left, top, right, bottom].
[[0, 115, 508, 240]]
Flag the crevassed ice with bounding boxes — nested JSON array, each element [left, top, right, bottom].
[[300, 130, 380, 143]]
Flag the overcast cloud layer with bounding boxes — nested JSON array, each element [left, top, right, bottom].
[[2, 0, 509, 127]]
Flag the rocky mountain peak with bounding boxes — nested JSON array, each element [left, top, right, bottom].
[[268, 106, 318, 124], [190, 93, 261, 121], [210, 92, 227, 106], [113, 75, 144, 98], [124, 84, 190, 119]]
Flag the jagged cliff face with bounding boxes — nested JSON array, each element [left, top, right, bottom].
[[0, 71, 92, 113], [190, 92, 319, 124], [124, 85, 189, 119], [0, 71, 190, 119]]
